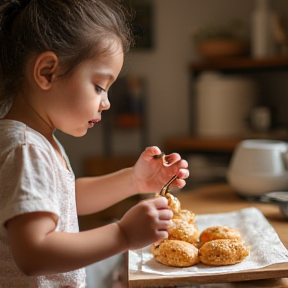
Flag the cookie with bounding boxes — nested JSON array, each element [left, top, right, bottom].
[[168, 219, 199, 246], [152, 239, 199, 267], [199, 225, 242, 247], [165, 192, 181, 214], [199, 239, 249, 266]]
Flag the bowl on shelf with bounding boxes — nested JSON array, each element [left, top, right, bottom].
[[197, 39, 249, 58]]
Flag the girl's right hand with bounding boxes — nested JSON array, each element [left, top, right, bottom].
[[117, 197, 173, 250]]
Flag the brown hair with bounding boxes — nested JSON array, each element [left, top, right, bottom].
[[0, 0, 134, 104]]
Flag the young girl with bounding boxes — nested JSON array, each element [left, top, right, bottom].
[[0, 0, 189, 287]]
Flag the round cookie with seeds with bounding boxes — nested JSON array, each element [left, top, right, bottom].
[[167, 219, 199, 246], [199, 225, 242, 247], [199, 239, 249, 266], [151, 239, 199, 267], [173, 209, 196, 224]]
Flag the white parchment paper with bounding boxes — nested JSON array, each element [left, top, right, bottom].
[[129, 207, 288, 276]]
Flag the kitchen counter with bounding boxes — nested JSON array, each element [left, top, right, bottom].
[[128, 183, 288, 288]]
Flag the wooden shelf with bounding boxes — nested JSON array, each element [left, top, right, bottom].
[[164, 136, 240, 153], [164, 130, 288, 154], [190, 56, 288, 76], [185, 57, 288, 150]]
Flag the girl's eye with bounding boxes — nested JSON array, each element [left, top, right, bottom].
[[95, 85, 105, 95]]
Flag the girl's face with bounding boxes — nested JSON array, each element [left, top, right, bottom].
[[46, 40, 124, 137]]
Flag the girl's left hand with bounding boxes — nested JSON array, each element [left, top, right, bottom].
[[132, 146, 189, 194]]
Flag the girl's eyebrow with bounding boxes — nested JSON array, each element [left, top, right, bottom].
[[94, 71, 115, 82]]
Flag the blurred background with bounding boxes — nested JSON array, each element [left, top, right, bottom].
[[56, 0, 288, 286], [56, 0, 288, 190]]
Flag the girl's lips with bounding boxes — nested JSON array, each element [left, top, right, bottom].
[[88, 119, 100, 128], [88, 119, 100, 124]]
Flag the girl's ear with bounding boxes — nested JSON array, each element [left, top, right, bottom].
[[34, 51, 59, 90]]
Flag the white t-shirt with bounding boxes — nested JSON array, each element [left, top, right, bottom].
[[0, 120, 86, 288]]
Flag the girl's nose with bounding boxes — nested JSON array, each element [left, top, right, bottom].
[[101, 97, 110, 111]]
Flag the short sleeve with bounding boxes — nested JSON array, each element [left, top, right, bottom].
[[0, 144, 60, 232]]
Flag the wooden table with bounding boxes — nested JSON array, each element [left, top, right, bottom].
[[128, 184, 288, 288]]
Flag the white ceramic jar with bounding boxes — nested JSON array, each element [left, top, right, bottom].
[[227, 139, 288, 196], [195, 73, 258, 137]]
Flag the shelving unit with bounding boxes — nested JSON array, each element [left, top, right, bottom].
[[190, 56, 288, 76], [164, 130, 288, 155], [164, 56, 288, 155]]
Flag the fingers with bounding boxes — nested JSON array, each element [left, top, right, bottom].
[[145, 146, 162, 160], [158, 208, 173, 220], [119, 197, 173, 249], [149, 198, 173, 232], [175, 178, 187, 189], [163, 152, 182, 166], [143, 197, 173, 226], [178, 166, 190, 178], [148, 194, 168, 208], [172, 158, 189, 179], [156, 230, 169, 241], [144, 147, 189, 176], [163, 154, 189, 176], [152, 151, 165, 160], [143, 146, 188, 167], [175, 158, 189, 170]]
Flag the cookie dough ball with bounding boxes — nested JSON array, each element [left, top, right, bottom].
[[168, 219, 199, 246], [173, 209, 196, 224], [152, 239, 199, 267], [165, 193, 181, 214], [199, 225, 242, 246], [199, 239, 249, 266]]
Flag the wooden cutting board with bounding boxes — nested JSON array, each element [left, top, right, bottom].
[[128, 262, 288, 287], [128, 184, 288, 288]]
